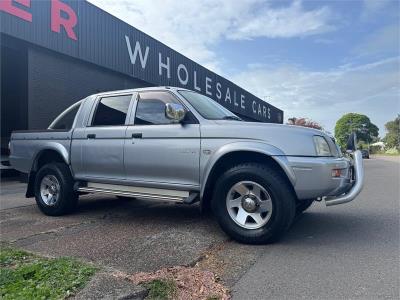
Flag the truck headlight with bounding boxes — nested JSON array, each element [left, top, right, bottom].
[[313, 136, 332, 156]]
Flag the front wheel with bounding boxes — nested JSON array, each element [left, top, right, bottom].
[[34, 163, 78, 216], [212, 163, 296, 244]]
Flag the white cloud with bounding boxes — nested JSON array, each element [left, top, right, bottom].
[[89, 0, 334, 72], [226, 0, 334, 40], [232, 58, 400, 135], [353, 23, 399, 58]]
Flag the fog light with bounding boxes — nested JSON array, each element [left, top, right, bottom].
[[332, 169, 342, 177]]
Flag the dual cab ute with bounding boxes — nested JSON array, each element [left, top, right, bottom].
[[10, 87, 364, 244]]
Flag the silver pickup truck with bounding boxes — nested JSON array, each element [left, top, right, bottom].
[[10, 87, 364, 244]]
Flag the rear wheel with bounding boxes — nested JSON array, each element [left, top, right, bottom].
[[34, 163, 78, 216], [212, 163, 296, 244]]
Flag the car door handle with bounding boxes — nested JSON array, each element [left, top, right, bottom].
[[87, 134, 96, 139], [131, 133, 142, 139]]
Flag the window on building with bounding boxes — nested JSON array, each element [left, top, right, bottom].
[[49, 101, 82, 130], [92, 95, 132, 126], [135, 92, 181, 125]]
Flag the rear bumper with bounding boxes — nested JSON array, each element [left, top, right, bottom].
[[287, 150, 364, 205]]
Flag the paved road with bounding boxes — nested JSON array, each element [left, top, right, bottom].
[[233, 156, 400, 299]]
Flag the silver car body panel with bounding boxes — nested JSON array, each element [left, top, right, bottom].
[[199, 139, 293, 197], [10, 132, 72, 173], [124, 123, 201, 187], [286, 155, 351, 199], [9, 87, 363, 206]]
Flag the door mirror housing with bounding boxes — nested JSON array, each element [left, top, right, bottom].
[[346, 132, 357, 152], [165, 103, 186, 123]]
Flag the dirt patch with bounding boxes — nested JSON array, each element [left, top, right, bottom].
[[115, 265, 230, 300], [193, 241, 262, 287], [193, 242, 227, 279]]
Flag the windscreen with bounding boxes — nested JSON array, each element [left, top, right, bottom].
[[178, 90, 241, 121]]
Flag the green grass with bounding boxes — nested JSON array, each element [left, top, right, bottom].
[[0, 246, 97, 300], [144, 278, 177, 300], [207, 296, 221, 300]]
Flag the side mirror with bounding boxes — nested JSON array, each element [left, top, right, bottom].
[[165, 103, 186, 123], [346, 132, 357, 152]]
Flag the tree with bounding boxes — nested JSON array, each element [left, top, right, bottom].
[[287, 117, 323, 130], [334, 113, 379, 149], [382, 115, 400, 149]]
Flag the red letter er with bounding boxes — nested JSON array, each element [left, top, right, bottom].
[[0, 0, 32, 22], [51, 0, 77, 41]]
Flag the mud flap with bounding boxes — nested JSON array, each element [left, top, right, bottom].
[[25, 171, 36, 198]]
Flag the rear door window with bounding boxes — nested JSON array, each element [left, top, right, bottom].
[[92, 95, 132, 126]]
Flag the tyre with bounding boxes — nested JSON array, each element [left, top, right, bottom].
[[34, 163, 78, 216], [116, 196, 135, 201], [296, 199, 314, 215], [211, 163, 296, 244]]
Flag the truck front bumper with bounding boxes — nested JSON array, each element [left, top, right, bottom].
[[285, 150, 364, 206], [323, 150, 364, 206]]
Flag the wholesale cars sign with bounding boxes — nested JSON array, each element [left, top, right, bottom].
[[0, 0, 283, 123]]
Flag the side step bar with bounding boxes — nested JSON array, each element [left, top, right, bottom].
[[77, 182, 198, 204]]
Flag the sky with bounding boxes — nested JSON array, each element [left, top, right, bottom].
[[89, 0, 399, 136]]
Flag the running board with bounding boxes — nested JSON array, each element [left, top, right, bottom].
[[78, 182, 197, 203]]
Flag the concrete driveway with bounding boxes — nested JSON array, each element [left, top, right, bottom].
[[1, 156, 399, 299], [0, 186, 226, 273]]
